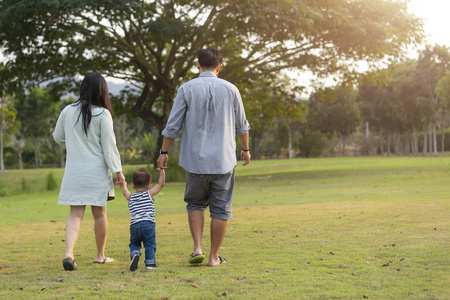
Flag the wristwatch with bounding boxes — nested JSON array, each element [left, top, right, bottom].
[[160, 149, 168, 154]]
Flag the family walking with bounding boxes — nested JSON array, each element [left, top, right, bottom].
[[53, 48, 251, 271]]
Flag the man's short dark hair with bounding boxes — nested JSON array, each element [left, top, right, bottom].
[[133, 168, 151, 188], [196, 48, 223, 69]]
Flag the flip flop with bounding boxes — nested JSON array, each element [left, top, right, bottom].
[[93, 257, 115, 264], [188, 253, 205, 264], [209, 256, 227, 267], [62, 258, 78, 271]]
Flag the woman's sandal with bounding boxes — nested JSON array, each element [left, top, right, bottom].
[[93, 257, 115, 264]]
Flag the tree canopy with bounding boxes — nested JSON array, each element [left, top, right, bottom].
[[0, 0, 423, 159]]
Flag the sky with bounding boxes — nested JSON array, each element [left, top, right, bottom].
[[408, 0, 450, 47]]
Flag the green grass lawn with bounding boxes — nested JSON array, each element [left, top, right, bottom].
[[0, 157, 449, 299]]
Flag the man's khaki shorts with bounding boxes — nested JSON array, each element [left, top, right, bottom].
[[184, 169, 235, 220]]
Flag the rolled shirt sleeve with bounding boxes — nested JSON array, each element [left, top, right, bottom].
[[162, 86, 187, 139], [100, 110, 122, 173], [234, 90, 251, 136]]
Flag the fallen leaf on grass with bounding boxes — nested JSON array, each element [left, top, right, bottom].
[[190, 284, 198, 288], [0, 265, 12, 269], [400, 258, 405, 261], [222, 292, 227, 296], [329, 251, 335, 255], [187, 280, 194, 283], [159, 277, 168, 281], [338, 265, 348, 269], [56, 278, 64, 282], [382, 263, 390, 267], [391, 243, 396, 247], [326, 272, 334, 274], [236, 277, 246, 281], [41, 288, 46, 291], [253, 231, 262, 233], [19, 286, 24, 290]]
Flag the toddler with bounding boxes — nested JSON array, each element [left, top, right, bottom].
[[119, 168, 165, 271]]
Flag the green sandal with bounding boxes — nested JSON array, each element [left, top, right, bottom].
[[189, 253, 205, 264]]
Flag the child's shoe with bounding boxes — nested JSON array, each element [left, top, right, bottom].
[[129, 254, 140, 271], [145, 264, 158, 270]]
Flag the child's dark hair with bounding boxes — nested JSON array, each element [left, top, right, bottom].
[[133, 168, 151, 188], [196, 48, 222, 69]]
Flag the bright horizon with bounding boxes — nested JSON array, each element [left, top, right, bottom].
[[408, 0, 450, 47]]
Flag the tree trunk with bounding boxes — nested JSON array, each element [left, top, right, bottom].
[[441, 126, 445, 154], [0, 123, 4, 175], [394, 133, 402, 155], [324, 136, 329, 157], [412, 127, 419, 156], [288, 125, 292, 159], [387, 134, 391, 156], [342, 136, 346, 156], [423, 126, 427, 155], [34, 144, 40, 168], [404, 133, 410, 156], [433, 124, 437, 156], [428, 124, 432, 154], [379, 131, 384, 156], [300, 129, 310, 158]]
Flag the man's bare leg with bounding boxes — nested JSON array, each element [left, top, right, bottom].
[[209, 218, 227, 266], [188, 210, 205, 256]]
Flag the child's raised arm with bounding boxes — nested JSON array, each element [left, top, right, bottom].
[[150, 169, 165, 197], [119, 181, 132, 201]]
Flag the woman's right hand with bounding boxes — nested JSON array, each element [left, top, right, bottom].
[[115, 171, 125, 184]]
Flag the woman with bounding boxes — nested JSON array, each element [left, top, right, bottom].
[[53, 73, 125, 271]]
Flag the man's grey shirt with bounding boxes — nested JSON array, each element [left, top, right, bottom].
[[162, 72, 250, 174]]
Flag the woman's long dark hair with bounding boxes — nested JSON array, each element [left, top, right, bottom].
[[74, 73, 113, 135]]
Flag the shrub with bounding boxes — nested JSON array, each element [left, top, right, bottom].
[[46, 172, 58, 190], [0, 178, 8, 197], [21, 177, 30, 192]]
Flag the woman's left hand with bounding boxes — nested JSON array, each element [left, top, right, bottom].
[[115, 171, 125, 184]]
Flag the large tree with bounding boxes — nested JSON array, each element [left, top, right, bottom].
[[0, 94, 19, 174], [413, 45, 450, 155], [14, 87, 60, 168], [0, 0, 422, 161], [309, 86, 361, 155]]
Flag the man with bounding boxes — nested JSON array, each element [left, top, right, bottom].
[[157, 48, 251, 267]]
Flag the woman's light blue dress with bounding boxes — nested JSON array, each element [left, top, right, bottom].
[[53, 104, 122, 206]]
